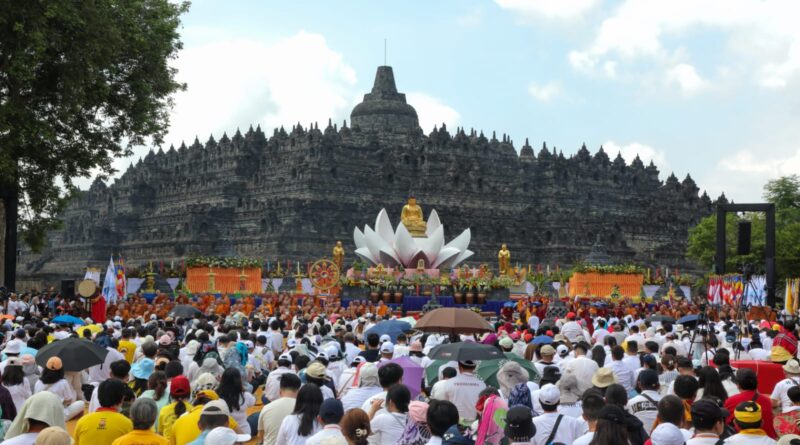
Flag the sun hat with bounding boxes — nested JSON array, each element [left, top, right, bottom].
[[3, 339, 23, 355], [204, 426, 251, 445], [170, 375, 190, 398], [540, 345, 556, 356], [591, 367, 617, 388], [306, 362, 330, 380], [45, 357, 62, 371], [558, 373, 582, 404], [540, 366, 562, 386], [784, 359, 800, 375]]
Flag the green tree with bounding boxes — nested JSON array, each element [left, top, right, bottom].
[[0, 0, 189, 289], [687, 175, 800, 281]]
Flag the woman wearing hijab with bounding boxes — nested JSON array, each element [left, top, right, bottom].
[[341, 363, 382, 412], [2, 392, 65, 445], [395, 401, 430, 445]]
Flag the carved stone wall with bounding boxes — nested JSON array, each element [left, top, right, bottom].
[[18, 66, 715, 282]]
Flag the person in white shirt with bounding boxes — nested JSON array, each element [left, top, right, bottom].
[[306, 398, 346, 445], [34, 357, 84, 420], [608, 345, 635, 394], [441, 360, 486, 422], [592, 319, 610, 345], [343, 333, 361, 365], [686, 399, 727, 445], [360, 362, 404, 414], [393, 334, 410, 358], [378, 342, 394, 364], [265, 353, 296, 402], [257, 373, 301, 445], [87, 345, 125, 384], [747, 339, 770, 361], [627, 370, 662, 434], [532, 384, 587, 445], [771, 359, 800, 413], [573, 391, 605, 445], [723, 401, 777, 445], [0, 357, 32, 413], [266, 320, 284, 358], [622, 341, 642, 375], [368, 384, 410, 445], [336, 356, 364, 398], [342, 363, 382, 413], [561, 313, 583, 342], [566, 343, 600, 394], [276, 383, 323, 445], [430, 367, 456, 400]]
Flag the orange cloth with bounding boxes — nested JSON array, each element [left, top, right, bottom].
[[568, 272, 644, 298], [186, 267, 262, 294]]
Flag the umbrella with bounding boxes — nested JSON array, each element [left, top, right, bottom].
[[531, 335, 553, 345], [476, 352, 540, 389], [365, 320, 412, 342], [647, 315, 676, 323], [77, 324, 104, 337], [397, 316, 417, 328], [677, 314, 700, 327], [415, 308, 494, 335], [169, 304, 202, 319], [51, 315, 86, 326], [428, 342, 503, 362], [35, 338, 108, 372], [380, 356, 424, 398]]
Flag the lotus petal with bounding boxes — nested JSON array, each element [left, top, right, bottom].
[[375, 208, 394, 245], [443, 228, 471, 253], [355, 247, 377, 265], [426, 209, 442, 236], [379, 249, 400, 267], [432, 246, 461, 269], [364, 226, 400, 265], [418, 225, 444, 265], [451, 249, 474, 268], [354, 227, 366, 250], [394, 223, 420, 266]]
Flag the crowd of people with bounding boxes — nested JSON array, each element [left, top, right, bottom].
[[0, 286, 799, 445]]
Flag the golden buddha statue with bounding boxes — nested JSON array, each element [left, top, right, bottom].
[[401, 196, 428, 237], [332, 241, 345, 271], [498, 244, 511, 276]]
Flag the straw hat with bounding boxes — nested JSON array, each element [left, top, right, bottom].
[[591, 367, 617, 388]]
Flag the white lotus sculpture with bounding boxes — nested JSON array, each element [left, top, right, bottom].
[[353, 208, 473, 269]]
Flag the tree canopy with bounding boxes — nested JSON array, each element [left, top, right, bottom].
[[687, 174, 800, 280], [0, 0, 189, 287]]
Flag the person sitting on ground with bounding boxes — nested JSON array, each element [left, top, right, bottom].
[[627, 369, 662, 435], [305, 398, 346, 445], [157, 375, 192, 440], [531, 384, 586, 445], [185, 400, 241, 445], [1, 392, 65, 445], [686, 398, 727, 445], [504, 405, 536, 445], [725, 401, 777, 445], [257, 373, 302, 445], [574, 390, 605, 445], [88, 359, 131, 413], [33, 357, 84, 421], [426, 400, 460, 445], [360, 363, 404, 414], [276, 382, 324, 445], [110, 398, 168, 445], [369, 384, 411, 445], [773, 385, 800, 436], [172, 389, 238, 445], [72, 379, 133, 445], [340, 408, 372, 445], [358, 333, 381, 363], [724, 368, 777, 439]]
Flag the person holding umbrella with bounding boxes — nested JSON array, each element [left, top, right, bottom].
[[33, 357, 84, 421]]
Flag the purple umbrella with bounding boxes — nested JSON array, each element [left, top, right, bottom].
[[379, 355, 424, 398]]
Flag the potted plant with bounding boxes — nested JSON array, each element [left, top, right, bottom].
[[465, 278, 476, 305], [381, 278, 392, 302], [477, 278, 488, 305], [352, 261, 365, 279], [453, 278, 465, 304], [369, 279, 380, 303]]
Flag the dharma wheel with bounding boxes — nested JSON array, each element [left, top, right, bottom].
[[309, 259, 340, 291]]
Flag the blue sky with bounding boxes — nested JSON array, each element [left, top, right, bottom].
[[108, 0, 800, 202]]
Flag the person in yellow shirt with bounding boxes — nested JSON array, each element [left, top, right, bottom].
[[171, 389, 238, 445], [118, 328, 137, 364], [112, 398, 168, 445], [157, 374, 192, 442], [73, 379, 133, 445]]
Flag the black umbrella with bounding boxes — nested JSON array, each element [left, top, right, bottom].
[[428, 342, 503, 362], [35, 338, 108, 372], [169, 304, 202, 318], [646, 315, 676, 323]]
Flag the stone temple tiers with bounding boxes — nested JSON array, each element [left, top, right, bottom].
[[18, 65, 718, 283]]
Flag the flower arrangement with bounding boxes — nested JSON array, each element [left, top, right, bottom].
[[186, 256, 261, 269], [572, 263, 645, 275]]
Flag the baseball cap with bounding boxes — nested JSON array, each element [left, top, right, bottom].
[[204, 426, 251, 445], [351, 356, 365, 366], [319, 398, 344, 424], [379, 334, 391, 344], [650, 422, 686, 445], [691, 399, 729, 425], [278, 353, 293, 364], [638, 369, 660, 389], [556, 344, 569, 357], [380, 342, 394, 354], [306, 362, 331, 380], [170, 375, 191, 397], [539, 383, 561, 405], [540, 345, 556, 356], [499, 337, 514, 349]]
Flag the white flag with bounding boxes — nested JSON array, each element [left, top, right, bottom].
[[102, 256, 118, 304]]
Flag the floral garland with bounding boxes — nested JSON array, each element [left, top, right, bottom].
[[186, 256, 261, 269], [572, 263, 645, 275]]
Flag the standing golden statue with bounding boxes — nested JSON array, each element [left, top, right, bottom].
[[332, 241, 345, 271], [498, 244, 511, 276], [401, 196, 427, 237]]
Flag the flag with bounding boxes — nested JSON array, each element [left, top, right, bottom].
[[115, 258, 126, 299], [102, 255, 118, 304]]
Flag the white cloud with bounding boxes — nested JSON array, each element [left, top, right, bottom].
[[495, 0, 599, 19], [666, 63, 708, 93], [567, 0, 800, 90], [406, 92, 461, 133], [602, 140, 669, 173], [700, 147, 800, 201], [527, 81, 562, 102]]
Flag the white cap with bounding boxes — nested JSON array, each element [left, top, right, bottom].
[[316, 351, 328, 361], [539, 383, 561, 405], [204, 426, 251, 445], [379, 334, 391, 344], [324, 345, 339, 358], [380, 342, 394, 354], [556, 344, 569, 357], [278, 353, 293, 363], [650, 422, 685, 445], [287, 338, 297, 348]]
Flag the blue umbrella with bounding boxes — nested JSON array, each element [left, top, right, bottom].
[[677, 314, 699, 325], [365, 319, 412, 342], [52, 315, 86, 326], [503, 301, 516, 308], [531, 335, 553, 345]]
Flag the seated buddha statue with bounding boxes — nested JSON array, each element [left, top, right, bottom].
[[401, 196, 428, 237]]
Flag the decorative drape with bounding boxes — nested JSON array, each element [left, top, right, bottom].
[[186, 267, 262, 294], [568, 272, 644, 298]]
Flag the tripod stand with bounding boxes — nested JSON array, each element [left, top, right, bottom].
[[688, 304, 717, 364]]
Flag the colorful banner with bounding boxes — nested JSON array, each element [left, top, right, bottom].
[[707, 274, 744, 306], [786, 279, 800, 315]]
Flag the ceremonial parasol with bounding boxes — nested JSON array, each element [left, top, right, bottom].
[[365, 320, 412, 342], [35, 338, 108, 372], [52, 315, 86, 326], [169, 304, 202, 319], [415, 308, 494, 335], [476, 353, 540, 388], [380, 356, 424, 398], [428, 342, 503, 362]]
